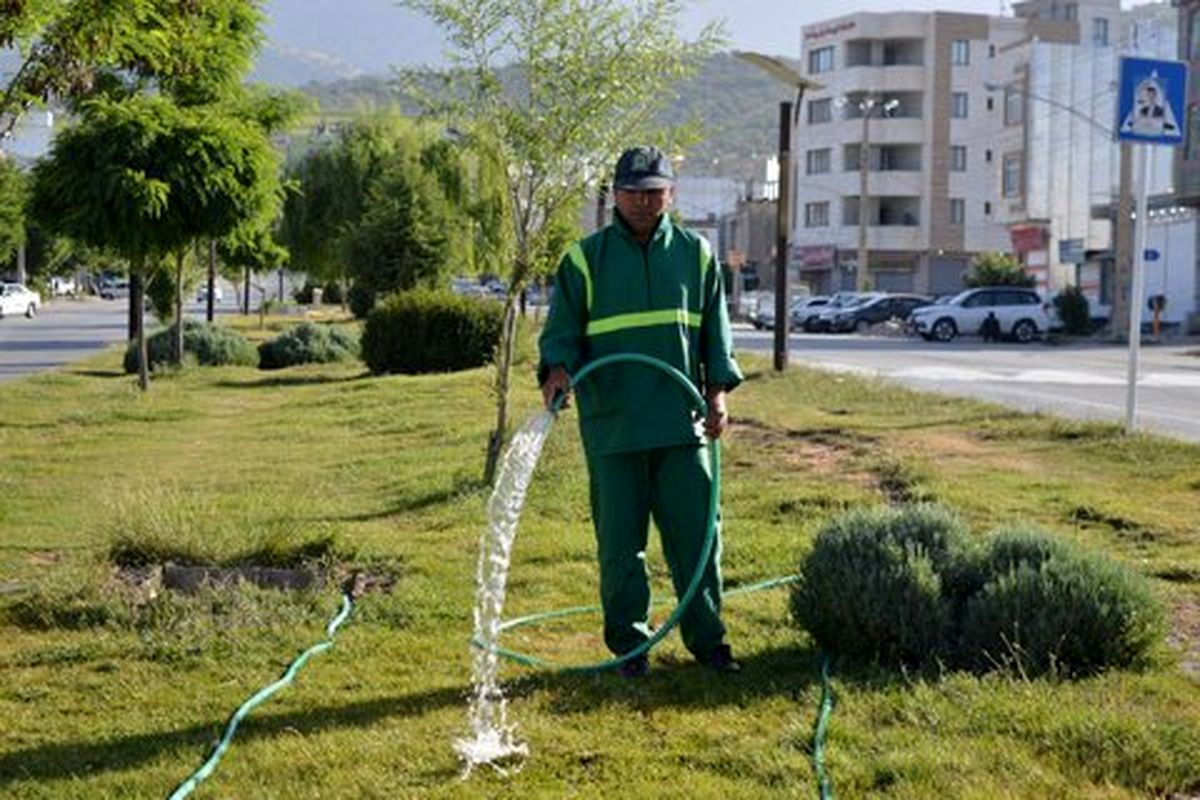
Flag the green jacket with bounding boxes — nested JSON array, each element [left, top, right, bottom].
[[538, 212, 743, 457]]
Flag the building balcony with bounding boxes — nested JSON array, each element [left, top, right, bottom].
[[838, 64, 927, 94]]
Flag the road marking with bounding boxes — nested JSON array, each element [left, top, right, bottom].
[[813, 361, 1200, 388]]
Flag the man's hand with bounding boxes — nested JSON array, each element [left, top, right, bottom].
[[542, 365, 572, 410], [704, 386, 729, 439]]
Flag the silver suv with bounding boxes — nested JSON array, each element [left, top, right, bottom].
[[910, 287, 1051, 343]]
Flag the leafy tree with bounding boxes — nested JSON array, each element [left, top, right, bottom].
[[30, 95, 281, 389], [219, 222, 287, 314], [965, 252, 1035, 288], [0, 157, 27, 264], [401, 0, 723, 483], [0, 0, 265, 134]]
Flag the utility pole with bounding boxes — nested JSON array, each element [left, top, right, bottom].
[[856, 100, 872, 292], [1112, 142, 1134, 341], [774, 101, 793, 372]]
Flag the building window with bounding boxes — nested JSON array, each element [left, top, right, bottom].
[[808, 98, 832, 124], [1093, 18, 1109, 47], [985, 149, 993, 162], [808, 46, 835, 75], [806, 148, 831, 175], [950, 198, 965, 225], [984, 201, 992, 215], [1003, 153, 1022, 197], [952, 39, 970, 66], [951, 92, 969, 119], [1004, 86, 1023, 125], [805, 201, 830, 228], [986, 97, 994, 111], [988, 44, 996, 58], [1065, 3, 1077, 20], [951, 145, 967, 172], [1192, 11, 1200, 60]]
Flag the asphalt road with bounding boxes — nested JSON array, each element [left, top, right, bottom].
[[734, 327, 1200, 443], [0, 293, 241, 382], [0, 297, 130, 381], [5, 303, 1198, 443]]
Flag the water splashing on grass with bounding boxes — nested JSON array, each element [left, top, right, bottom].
[[455, 410, 554, 776]]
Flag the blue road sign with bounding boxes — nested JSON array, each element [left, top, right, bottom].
[[1117, 57, 1188, 146], [1144, 248, 1160, 261]]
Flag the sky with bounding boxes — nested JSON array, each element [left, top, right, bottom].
[[262, 0, 1043, 75]]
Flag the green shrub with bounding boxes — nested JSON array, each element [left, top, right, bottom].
[[257, 322, 359, 370], [123, 320, 257, 373], [322, 281, 345, 305], [791, 511, 1166, 676], [293, 281, 316, 304], [1053, 285, 1092, 335], [348, 284, 376, 319], [361, 289, 503, 375], [789, 505, 971, 666], [961, 530, 1165, 676]]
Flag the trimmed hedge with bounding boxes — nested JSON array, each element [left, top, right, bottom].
[[123, 320, 257, 374], [257, 322, 359, 370], [361, 289, 503, 375], [790, 507, 1164, 676], [960, 527, 1165, 675], [789, 505, 969, 665]]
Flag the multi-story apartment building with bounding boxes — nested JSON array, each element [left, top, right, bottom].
[[792, 2, 1120, 296]]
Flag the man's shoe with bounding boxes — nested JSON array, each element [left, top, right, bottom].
[[697, 644, 741, 674], [616, 654, 650, 679]]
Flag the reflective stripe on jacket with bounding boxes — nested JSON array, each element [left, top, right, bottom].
[[538, 212, 743, 457]]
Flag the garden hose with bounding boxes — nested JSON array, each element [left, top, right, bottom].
[[166, 593, 354, 800], [473, 352, 837, 797]]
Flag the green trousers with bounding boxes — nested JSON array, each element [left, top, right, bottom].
[[586, 445, 726, 658]]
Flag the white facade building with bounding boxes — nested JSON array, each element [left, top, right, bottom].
[[793, 1, 1123, 297]]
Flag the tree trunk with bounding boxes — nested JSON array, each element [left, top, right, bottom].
[[128, 272, 142, 341], [172, 250, 184, 365], [133, 256, 149, 391], [483, 294, 519, 485], [243, 266, 251, 314]]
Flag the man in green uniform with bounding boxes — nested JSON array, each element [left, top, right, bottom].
[[538, 145, 744, 678]]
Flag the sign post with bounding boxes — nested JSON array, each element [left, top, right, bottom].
[[1115, 56, 1187, 434]]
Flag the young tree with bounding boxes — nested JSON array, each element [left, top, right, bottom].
[[30, 96, 281, 389], [0, 157, 27, 264], [402, 0, 722, 483], [965, 252, 1036, 288]]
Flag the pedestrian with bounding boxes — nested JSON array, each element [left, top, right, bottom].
[[981, 311, 1001, 343], [537, 145, 744, 678]]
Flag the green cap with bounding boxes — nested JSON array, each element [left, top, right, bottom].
[[613, 146, 675, 190]]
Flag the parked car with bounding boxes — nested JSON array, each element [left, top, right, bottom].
[[825, 293, 932, 334], [196, 284, 224, 303], [789, 296, 831, 330], [0, 282, 41, 319], [808, 292, 882, 332], [50, 276, 77, 296], [753, 294, 812, 330], [909, 287, 1052, 343], [99, 279, 130, 300]]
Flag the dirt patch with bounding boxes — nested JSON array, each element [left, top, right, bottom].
[[731, 417, 873, 473], [1168, 595, 1200, 679], [27, 551, 61, 566], [110, 562, 397, 603]]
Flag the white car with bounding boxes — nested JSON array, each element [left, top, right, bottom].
[[789, 296, 831, 330], [910, 287, 1052, 343], [0, 282, 41, 319], [196, 284, 224, 303]]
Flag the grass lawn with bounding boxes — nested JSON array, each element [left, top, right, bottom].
[[1, 321, 1198, 799]]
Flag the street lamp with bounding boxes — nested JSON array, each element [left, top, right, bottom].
[[839, 95, 899, 292], [734, 51, 822, 372]]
